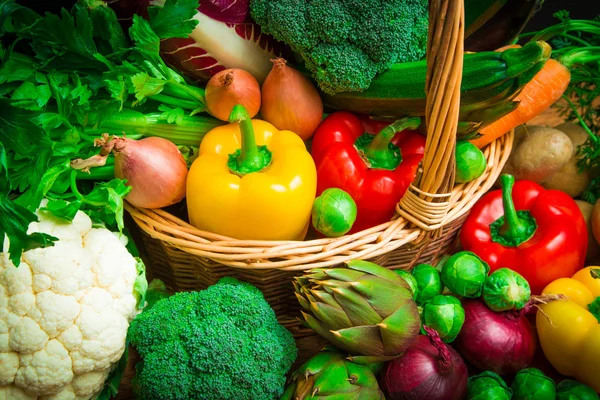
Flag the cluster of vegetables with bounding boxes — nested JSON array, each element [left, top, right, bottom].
[[1, 0, 600, 399], [282, 253, 600, 400]]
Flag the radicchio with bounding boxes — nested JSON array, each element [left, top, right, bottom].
[[112, 0, 290, 83]]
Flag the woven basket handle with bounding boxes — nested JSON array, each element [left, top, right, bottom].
[[397, 0, 464, 231]]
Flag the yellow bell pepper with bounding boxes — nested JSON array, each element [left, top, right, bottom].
[[186, 104, 317, 240], [536, 266, 600, 392]]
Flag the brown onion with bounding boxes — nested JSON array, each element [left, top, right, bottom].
[[260, 58, 323, 141], [205, 69, 261, 121], [112, 137, 188, 209]]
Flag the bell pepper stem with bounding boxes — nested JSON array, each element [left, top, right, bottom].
[[227, 104, 272, 176], [489, 174, 538, 247], [363, 117, 421, 169]]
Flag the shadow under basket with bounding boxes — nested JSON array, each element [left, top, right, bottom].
[[125, 0, 515, 368]]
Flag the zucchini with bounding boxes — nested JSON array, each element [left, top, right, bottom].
[[322, 41, 551, 120]]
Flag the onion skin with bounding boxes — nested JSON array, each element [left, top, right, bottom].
[[113, 137, 188, 209], [454, 298, 536, 375], [380, 332, 468, 400], [205, 69, 261, 121], [260, 58, 323, 141]]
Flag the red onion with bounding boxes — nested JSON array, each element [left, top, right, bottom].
[[454, 298, 536, 375], [380, 326, 468, 400]]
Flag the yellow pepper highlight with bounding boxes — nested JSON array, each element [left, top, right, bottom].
[[186, 105, 317, 241], [536, 266, 600, 392]]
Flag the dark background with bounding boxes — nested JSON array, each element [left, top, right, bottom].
[[18, 0, 600, 31], [525, 0, 599, 31]]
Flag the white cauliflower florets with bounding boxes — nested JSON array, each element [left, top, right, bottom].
[[0, 201, 141, 400]]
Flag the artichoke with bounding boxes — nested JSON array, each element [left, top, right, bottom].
[[294, 260, 421, 363], [280, 349, 385, 400]]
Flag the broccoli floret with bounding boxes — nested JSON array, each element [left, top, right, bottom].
[[250, 0, 428, 95], [127, 277, 297, 400]]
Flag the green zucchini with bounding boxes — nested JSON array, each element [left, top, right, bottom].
[[322, 41, 551, 119]]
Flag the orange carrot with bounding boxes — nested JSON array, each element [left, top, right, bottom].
[[470, 59, 571, 149], [495, 44, 521, 52]]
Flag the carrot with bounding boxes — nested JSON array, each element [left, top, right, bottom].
[[470, 59, 571, 149], [495, 44, 521, 52]]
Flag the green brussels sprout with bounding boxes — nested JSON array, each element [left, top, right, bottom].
[[511, 368, 556, 400], [412, 263, 443, 304], [441, 251, 490, 298], [467, 371, 512, 400], [483, 268, 531, 312], [394, 270, 418, 300], [557, 380, 600, 400], [422, 295, 465, 343], [311, 188, 357, 237]]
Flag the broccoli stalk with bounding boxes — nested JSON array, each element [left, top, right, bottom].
[[250, 0, 429, 95], [127, 277, 297, 400]]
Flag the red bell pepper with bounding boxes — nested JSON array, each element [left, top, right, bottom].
[[310, 111, 426, 233], [460, 174, 587, 295]]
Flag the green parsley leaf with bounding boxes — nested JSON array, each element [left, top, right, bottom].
[[158, 104, 185, 124], [131, 72, 166, 104], [40, 198, 83, 222], [147, 0, 199, 39], [78, 178, 132, 231], [0, 142, 57, 266]]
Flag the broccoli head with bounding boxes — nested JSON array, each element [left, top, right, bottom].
[[250, 0, 429, 95], [127, 277, 297, 400]]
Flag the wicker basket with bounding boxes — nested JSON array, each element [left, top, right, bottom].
[[126, 0, 514, 364]]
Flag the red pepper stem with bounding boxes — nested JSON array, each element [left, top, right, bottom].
[[227, 104, 271, 176], [498, 174, 535, 244], [363, 117, 421, 167]]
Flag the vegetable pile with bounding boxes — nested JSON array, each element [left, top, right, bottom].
[[2, 0, 600, 399]]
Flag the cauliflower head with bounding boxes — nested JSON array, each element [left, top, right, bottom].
[[0, 200, 143, 400]]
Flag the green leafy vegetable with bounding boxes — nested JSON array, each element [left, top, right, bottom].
[[556, 379, 600, 400], [422, 295, 465, 343], [0, 142, 58, 266], [483, 268, 531, 311], [412, 263, 443, 305], [394, 270, 419, 300], [441, 251, 490, 298], [467, 371, 512, 400], [311, 188, 357, 237], [0, 0, 223, 263], [511, 368, 556, 400]]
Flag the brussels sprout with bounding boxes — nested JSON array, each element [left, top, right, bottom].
[[412, 263, 443, 304], [394, 270, 419, 300], [557, 380, 600, 400], [422, 295, 465, 343], [483, 268, 531, 311], [311, 188, 357, 237], [511, 368, 556, 400], [467, 371, 512, 400], [441, 251, 490, 298]]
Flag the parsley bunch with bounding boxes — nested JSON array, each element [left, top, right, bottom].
[[0, 0, 220, 265]]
